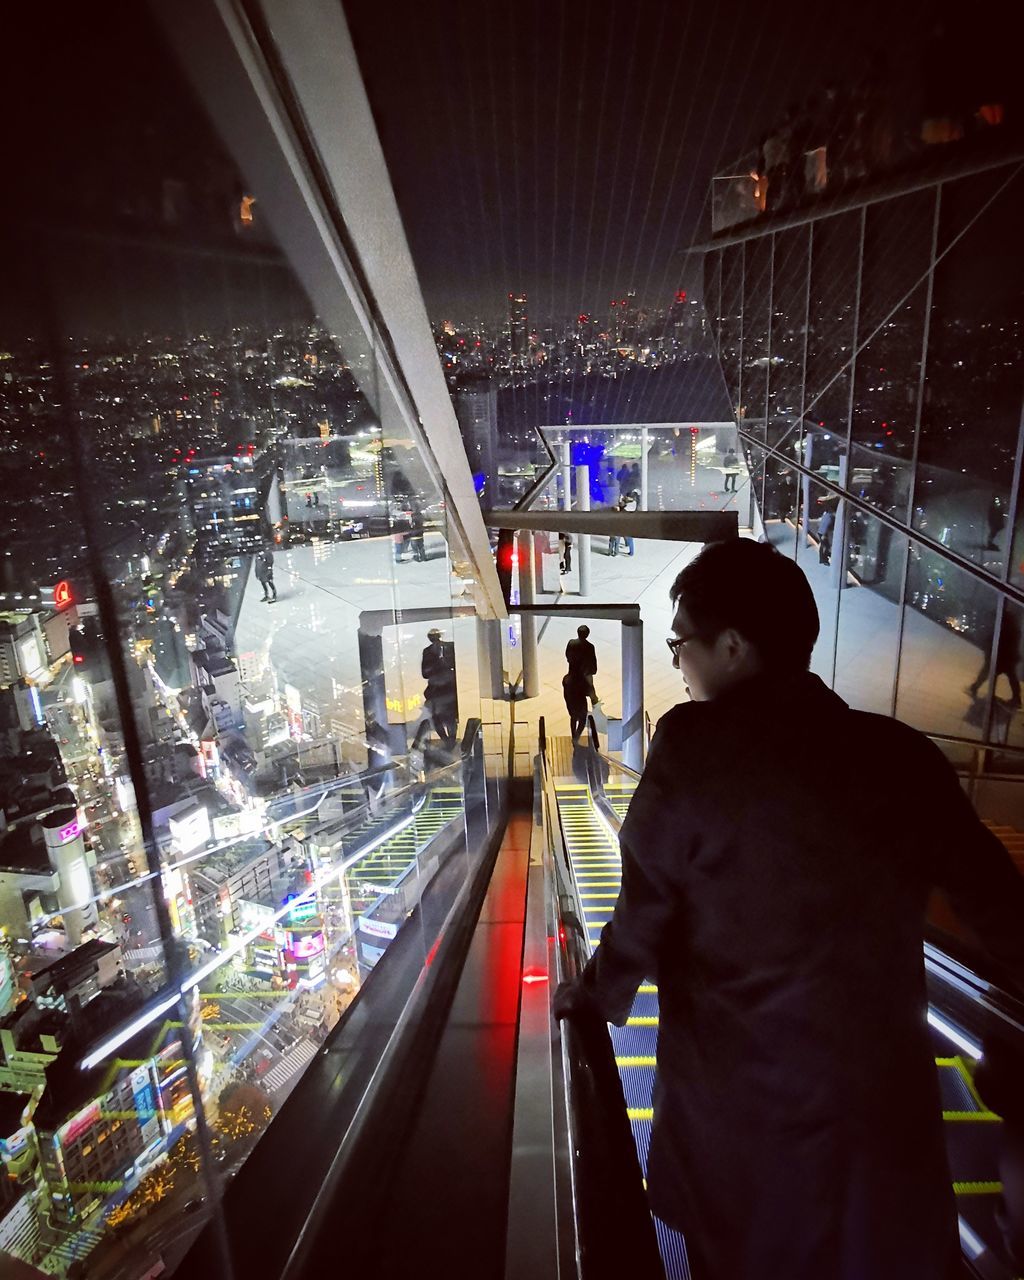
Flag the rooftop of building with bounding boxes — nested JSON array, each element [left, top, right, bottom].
[[29, 940, 122, 993], [1, 998, 66, 1052], [0, 1089, 31, 1135], [190, 834, 276, 885], [0, 820, 54, 877], [30, 982, 160, 1132]]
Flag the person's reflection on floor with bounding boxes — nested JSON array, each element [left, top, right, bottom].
[[967, 611, 1022, 709]]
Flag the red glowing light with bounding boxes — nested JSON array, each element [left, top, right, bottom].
[[73, 654, 84, 665], [54, 580, 72, 610]]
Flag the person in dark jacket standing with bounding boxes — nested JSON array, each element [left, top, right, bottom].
[[421, 628, 458, 747], [254, 546, 276, 602], [555, 538, 1024, 1280], [565, 624, 599, 706]]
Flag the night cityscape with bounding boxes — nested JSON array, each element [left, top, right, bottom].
[[0, 0, 1021, 1277]]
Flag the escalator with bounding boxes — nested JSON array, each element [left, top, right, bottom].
[[537, 723, 1024, 1280]]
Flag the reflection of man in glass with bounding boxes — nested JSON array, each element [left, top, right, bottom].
[[421, 628, 458, 747], [967, 610, 1022, 708]]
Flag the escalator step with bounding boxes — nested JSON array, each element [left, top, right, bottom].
[[609, 1024, 659, 1058], [944, 1119, 1004, 1185], [630, 991, 660, 1018], [653, 1218, 692, 1280]]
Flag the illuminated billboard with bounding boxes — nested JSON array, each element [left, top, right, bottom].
[[289, 930, 325, 960]]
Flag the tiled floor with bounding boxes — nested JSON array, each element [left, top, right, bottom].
[[233, 460, 1017, 769]]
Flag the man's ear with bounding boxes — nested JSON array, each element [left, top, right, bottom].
[[721, 627, 749, 665]]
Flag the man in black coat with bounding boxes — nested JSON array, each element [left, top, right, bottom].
[[565, 624, 598, 702], [556, 538, 1024, 1280], [421, 628, 458, 747]]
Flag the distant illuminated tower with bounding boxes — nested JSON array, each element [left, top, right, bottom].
[[609, 291, 638, 345], [508, 293, 528, 359]]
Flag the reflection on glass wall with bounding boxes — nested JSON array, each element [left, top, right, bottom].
[[0, 6, 505, 1276], [708, 158, 1024, 760]]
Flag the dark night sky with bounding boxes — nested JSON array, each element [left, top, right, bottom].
[[346, 0, 932, 324], [6, 0, 1006, 339]]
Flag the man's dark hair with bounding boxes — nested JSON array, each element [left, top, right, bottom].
[[577, 625, 590, 638], [669, 540, 819, 670]]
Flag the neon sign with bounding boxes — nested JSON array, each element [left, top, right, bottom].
[[57, 819, 81, 843], [54, 580, 72, 610]]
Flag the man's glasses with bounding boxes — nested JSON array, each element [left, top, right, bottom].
[[666, 632, 700, 657]]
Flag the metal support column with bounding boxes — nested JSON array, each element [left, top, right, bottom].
[[560, 441, 572, 511], [476, 616, 505, 701], [518, 531, 540, 699], [640, 425, 649, 511], [576, 463, 592, 597], [357, 628, 392, 758], [534, 529, 550, 595], [621, 618, 644, 771]]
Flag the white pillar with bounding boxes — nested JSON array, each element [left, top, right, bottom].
[[518, 531, 539, 698], [560, 441, 572, 511], [534, 527, 550, 595], [801, 433, 815, 545], [621, 619, 644, 771], [476, 616, 505, 700], [830, 453, 849, 590], [576, 464, 592, 597], [640, 425, 649, 511]]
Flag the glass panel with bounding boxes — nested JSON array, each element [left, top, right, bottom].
[[740, 237, 772, 436], [801, 480, 841, 688], [976, 600, 1024, 751], [767, 226, 809, 453], [848, 192, 933, 520], [915, 168, 1024, 580], [834, 515, 907, 714], [0, 6, 502, 1274], [717, 244, 744, 414], [703, 249, 722, 353], [896, 549, 1000, 740], [805, 211, 861, 444]]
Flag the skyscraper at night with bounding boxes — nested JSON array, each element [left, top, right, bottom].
[[508, 292, 528, 359]]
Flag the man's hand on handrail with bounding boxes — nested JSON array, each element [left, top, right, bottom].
[[552, 977, 600, 1022]]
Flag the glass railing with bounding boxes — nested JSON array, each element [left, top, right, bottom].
[[0, 4, 511, 1277]]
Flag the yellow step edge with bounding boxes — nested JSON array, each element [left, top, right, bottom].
[[943, 1110, 1001, 1122], [616, 1057, 657, 1067], [627, 1108, 654, 1121], [627, 1016, 659, 1027], [638, 984, 658, 993], [580, 893, 621, 899], [952, 1181, 1003, 1195]]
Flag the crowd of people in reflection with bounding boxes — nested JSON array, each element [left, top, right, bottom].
[[746, 26, 1017, 220]]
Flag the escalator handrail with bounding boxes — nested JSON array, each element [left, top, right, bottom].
[[587, 715, 642, 781], [537, 718, 666, 1279]]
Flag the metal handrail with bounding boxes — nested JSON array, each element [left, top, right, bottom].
[[536, 717, 665, 1278]]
